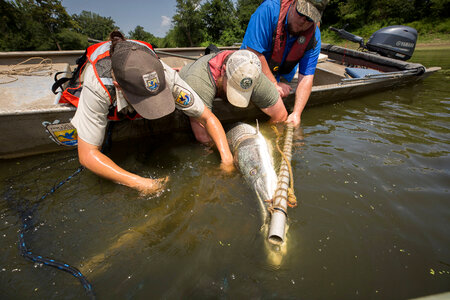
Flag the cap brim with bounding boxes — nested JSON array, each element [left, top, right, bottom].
[[123, 85, 175, 120], [226, 80, 252, 108], [296, 0, 322, 24]]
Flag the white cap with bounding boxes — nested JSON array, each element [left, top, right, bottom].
[[226, 50, 262, 108]]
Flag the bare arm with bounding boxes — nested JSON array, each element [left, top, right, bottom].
[[77, 138, 167, 194], [261, 95, 288, 123], [193, 107, 234, 171], [286, 74, 314, 127]]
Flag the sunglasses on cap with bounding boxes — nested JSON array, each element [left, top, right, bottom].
[[296, 10, 314, 22]]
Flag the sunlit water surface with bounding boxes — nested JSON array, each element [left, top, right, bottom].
[[1, 48, 449, 299]]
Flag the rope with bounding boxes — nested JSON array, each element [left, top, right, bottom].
[[271, 125, 297, 208], [11, 122, 116, 298], [18, 166, 95, 299], [0, 57, 54, 84]]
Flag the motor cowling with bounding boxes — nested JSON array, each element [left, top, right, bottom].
[[366, 25, 417, 61]]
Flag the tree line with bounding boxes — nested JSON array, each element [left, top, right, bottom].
[[1, 0, 448, 51]]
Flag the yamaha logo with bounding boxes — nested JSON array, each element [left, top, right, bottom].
[[396, 41, 414, 48]]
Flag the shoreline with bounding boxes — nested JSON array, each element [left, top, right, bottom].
[[415, 42, 450, 49], [324, 41, 450, 50]]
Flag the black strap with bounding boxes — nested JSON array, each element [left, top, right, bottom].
[[51, 74, 71, 94], [205, 44, 220, 55], [52, 51, 88, 95]]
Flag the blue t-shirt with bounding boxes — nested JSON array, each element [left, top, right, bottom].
[[241, 0, 321, 82]]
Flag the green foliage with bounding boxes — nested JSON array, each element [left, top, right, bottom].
[[128, 25, 163, 47], [72, 10, 117, 41], [408, 18, 450, 34], [1, 0, 78, 51], [218, 26, 245, 46], [56, 28, 89, 50], [201, 0, 237, 42], [172, 0, 205, 47], [159, 28, 179, 48], [29, 0, 77, 50], [236, 0, 262, 31], [321, 0, 450, 34], [430, 0, 450, 18], [1, 0, 449, 51], [0, 0, 21, 50], [370, 0, 416, 22]]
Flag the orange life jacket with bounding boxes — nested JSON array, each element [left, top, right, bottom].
[[269, 0, 316, 76], [56, 40, 154, 121]]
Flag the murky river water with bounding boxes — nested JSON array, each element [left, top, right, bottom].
[[1, 48, 449, 299]]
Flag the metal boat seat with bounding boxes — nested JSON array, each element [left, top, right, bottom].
[[345, 67, 382, 78]]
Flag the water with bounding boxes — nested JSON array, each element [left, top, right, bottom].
[[1, 48, 449, 299]]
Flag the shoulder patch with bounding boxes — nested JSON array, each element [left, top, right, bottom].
[[173, 84, 194, 108]]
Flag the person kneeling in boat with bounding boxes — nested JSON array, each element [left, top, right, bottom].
[[71, 31, 234, 195], [179, 49, 288, 145], [241, 0, 328, 127]]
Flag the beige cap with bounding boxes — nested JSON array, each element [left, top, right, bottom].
[[225, 50, 262, 108]]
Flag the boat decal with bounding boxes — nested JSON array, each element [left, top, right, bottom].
[[46, 122, 78, 147]]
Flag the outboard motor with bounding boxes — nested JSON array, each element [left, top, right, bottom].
[[330, 25, 418, 61], [366, 26, 417, 61]]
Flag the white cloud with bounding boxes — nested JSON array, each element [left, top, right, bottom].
[[161, 16, 171, 28]]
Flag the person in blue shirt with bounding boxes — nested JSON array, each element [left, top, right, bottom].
[[241, 0, 328, 127]]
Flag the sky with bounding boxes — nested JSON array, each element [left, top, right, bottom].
[[61, 0, 178, 38]]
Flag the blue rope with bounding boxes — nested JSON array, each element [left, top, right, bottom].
[[14, 121, 115, 299], [18, 166, 95, 299]]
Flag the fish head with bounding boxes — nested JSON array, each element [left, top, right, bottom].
[[227, 123, 277, 204], [235, 137, 277, 203]]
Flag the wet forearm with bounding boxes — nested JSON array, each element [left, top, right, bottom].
[[202, 114, 233, 165], [293, 75, 314, 116], [78, 138, 142, 188]]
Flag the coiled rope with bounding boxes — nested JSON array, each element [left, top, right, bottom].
[[0, 57, 54, 84]]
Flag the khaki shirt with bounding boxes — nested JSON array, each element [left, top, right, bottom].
[[71, 61, 204, 146], [179, 53, 279, 110]]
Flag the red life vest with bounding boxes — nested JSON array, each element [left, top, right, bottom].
[[57, 40, 154, 121], [269, 0, 316, 76]]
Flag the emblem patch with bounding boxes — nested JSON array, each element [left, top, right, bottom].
[[142, 71, 159, 93], [297, 36, 306, 44], [46, 122, 78, 147], [240, 77, 253, 90], [175, 86, 193, 108]]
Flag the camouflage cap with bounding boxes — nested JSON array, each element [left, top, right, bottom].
[[296, 0, 329, 24]]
